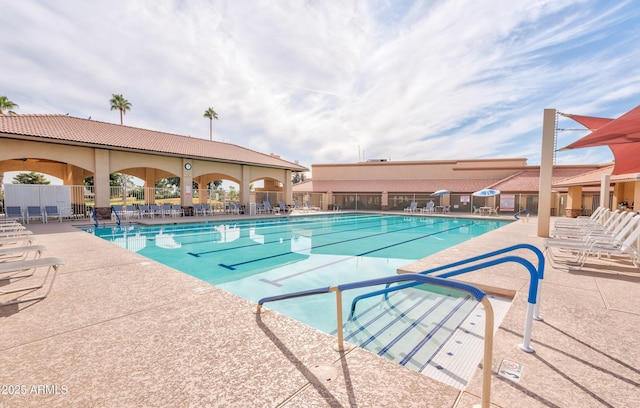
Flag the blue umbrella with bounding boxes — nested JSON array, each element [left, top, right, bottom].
[[430, 189, 451, 196], [472, 189, 500, 197]]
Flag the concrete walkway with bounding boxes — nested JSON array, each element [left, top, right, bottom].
[[1, 214, 639, 407]]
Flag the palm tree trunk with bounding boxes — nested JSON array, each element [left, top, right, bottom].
[[209, 118, 213, 141], [120, 109, 124, 125]]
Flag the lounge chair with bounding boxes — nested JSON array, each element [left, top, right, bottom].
[[404, 202, 418, 212], [554, 206, 608, 228], [111, 205, 124, 222], [125, 205, 139, 219], [278, 201, 290, 213], [44, 206, 63, 223], [4, 206, 24, 223], [0, 244, 46, 263], [263, 201, 279, 214], [551, 210, 626, 239], [161, 204, 172, 217], [0, 257, 63, 305], [0, 235, 35, 247], [545, 215, 640, 268], [27, 206, 44, 224], [0, 229, 32, 239], [305, 200, 320, 211], [420, 201, 435, 213]]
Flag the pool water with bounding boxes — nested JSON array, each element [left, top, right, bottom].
[[85, 213, 508, 335]]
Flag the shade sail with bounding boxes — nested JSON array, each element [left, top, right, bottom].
[[559, 112, 613, 130], [561, 104, 640, 175]]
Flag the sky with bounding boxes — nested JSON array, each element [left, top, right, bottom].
[[2, 0, 640, 177]]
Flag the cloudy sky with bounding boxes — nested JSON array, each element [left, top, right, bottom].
[[2, 0, 639, 172]]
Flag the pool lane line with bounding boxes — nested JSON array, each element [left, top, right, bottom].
[[188, 215, 420, 257], [188, 215, 450, 257], [217, 220, 470, 271], [243, 222, 474, 286]]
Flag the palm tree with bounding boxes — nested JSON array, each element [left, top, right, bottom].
[[203, 107, 219, 141], [0, 95, 19, 115], [109, 94, 132, 125]]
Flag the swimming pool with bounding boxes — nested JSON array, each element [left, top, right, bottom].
[[85, 213, 508, 327], [85, 213, 510, 384]]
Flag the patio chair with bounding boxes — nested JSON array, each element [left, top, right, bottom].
[[488, 206, 499, 216], [292, 200, 306, 212], [125, 205, 139, 219], [263, 201, 279, 214], [27, 206, 44, 224], [551, 209, 626, 239], [150, 204, 164, 218], [278, 201, 290, 213], [473, 206, 481, 215], [161, 204, 172, 217], [170, 205, 184, 217], [44, 206, 63, 223], [404, 202, 418, 212], [4, 206, 24, 223], [305, 200, 320, 211], [421, 201, 435, 213], [138, 205, 153, 218], [0, 256, 63, 306]]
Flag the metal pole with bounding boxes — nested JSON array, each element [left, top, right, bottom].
[[332, 287, 345, 351], [480, 296, 494, 408]]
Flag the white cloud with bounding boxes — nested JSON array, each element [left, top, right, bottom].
[[1, 0, 638, 173]]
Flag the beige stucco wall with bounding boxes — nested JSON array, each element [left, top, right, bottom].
[[311, 159, 528, 181]]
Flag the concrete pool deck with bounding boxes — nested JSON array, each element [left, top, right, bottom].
[[1, 213, 639, 407]]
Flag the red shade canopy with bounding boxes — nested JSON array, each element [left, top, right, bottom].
[[561, 104, 640, 174]]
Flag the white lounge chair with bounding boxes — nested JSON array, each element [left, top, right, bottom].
[[420, 201, 435, 213], [0, 257, 63, 305], [404, 202, 418, 212], [545, 216, 640, 268], [0, 245, 46, 263]]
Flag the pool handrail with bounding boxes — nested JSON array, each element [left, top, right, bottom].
[[111, 206, 121, 226], [257, 273, 494, 408], [90, 206, 99, 228], [386, 243, 544, 320], [352, 244, 544, 352]]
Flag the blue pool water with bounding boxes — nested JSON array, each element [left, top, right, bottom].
[[84, 213, 509, 334]]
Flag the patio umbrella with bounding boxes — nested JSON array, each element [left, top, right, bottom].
[[430, 189, 451, 196], [560, 104, 640, 174], [472, 189, 500, 197]]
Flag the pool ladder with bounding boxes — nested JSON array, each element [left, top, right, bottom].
[[257, 244, 545, 408]]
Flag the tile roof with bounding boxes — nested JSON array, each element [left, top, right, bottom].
[[0, 114, 307, 171], [553, 164, 640, 186], [491, 167, 601, 192]]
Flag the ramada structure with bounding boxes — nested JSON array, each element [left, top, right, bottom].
[[0, 114, 307, 219], [2, 113, 640, 218]]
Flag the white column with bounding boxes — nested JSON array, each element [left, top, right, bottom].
[[600, 174, 610, 209], [537, 108, 556, 237]]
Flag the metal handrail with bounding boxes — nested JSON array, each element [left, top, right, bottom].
[[111, 206, 121, 226], [351, 244, 544, 352], [257, 273, 495, 408], [90, 206, 98, 228]]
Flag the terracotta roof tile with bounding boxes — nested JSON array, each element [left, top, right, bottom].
[[0, 114, 307, 171]]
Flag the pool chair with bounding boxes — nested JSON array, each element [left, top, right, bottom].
[[161, 204, 172, 217], [0, 256, 63, 306], [0, 228, 32, 239], [551, 209, 626, 239], [0, 244, 46, 263], [193, 204, 203, 216], [305, 200, 320, 211], [545, 216, 640, 268], [4, 206, 24, 223], [554, 206, 609, 228], [150, 204, 164, 218], [138, 205, 153, 218], [278, 201, 290, 213], [44, 206, 63, 223], [404, 202, 418, 212], [292, 200, 306, 213], [26, 206, 44, 224], [488, 206, 499, 216], [124, 205, 139, 220], [263, 201, 279, 214], [170, 205, 184, 217], [420, 201, 435, 213]]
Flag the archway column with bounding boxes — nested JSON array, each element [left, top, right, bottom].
[[94, 149, 111, 219], [240, 165, 251, 205]]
